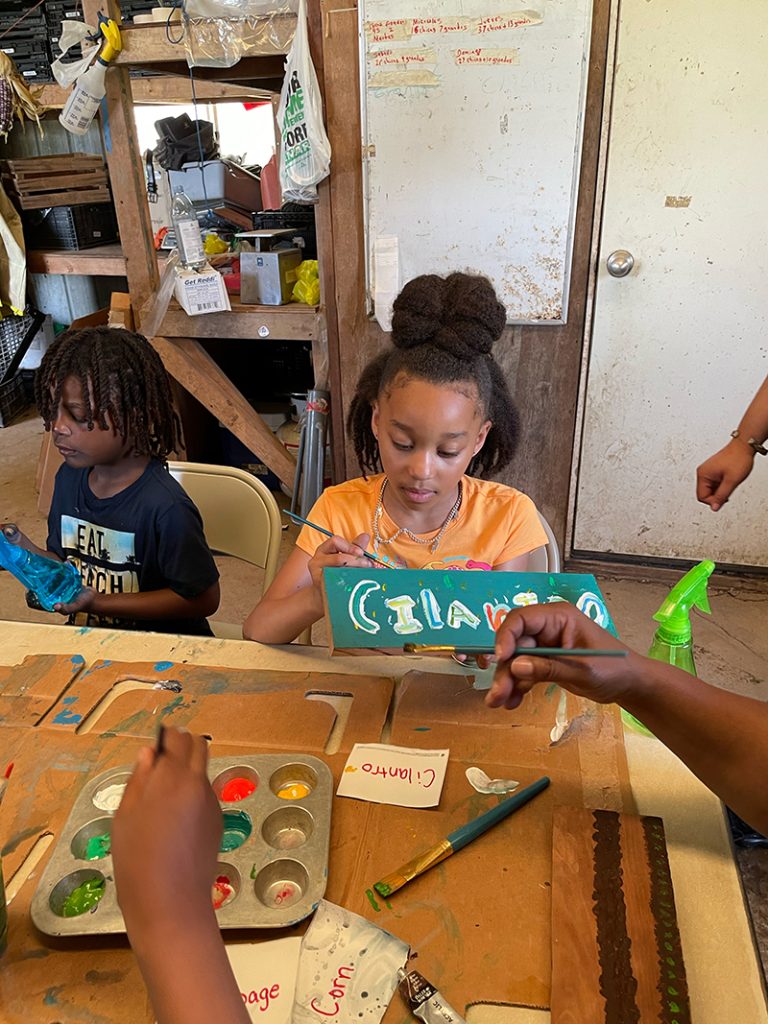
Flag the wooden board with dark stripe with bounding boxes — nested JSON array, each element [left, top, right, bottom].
[[551, 807, 690, 1024]]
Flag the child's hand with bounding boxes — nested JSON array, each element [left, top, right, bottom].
[[696, 438, 755, 511], [1, 522, 21, 542], [486, 602, 638, 710], [54, 586, 97, 616], [308, 532, 373, 589], [112, 728, 221, 939]]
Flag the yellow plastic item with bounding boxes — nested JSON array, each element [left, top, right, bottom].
[[291, 259, 320, 305], [99, 18, 123, 63], [204, 232, 229, 255]]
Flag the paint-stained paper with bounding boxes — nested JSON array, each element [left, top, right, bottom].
[[336, 743, 448, 807], [226, 936, 301, 1023], [292, 900, 409, 1024]]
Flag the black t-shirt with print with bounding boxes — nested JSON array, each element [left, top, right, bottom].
[[47, 459, 219, 636]]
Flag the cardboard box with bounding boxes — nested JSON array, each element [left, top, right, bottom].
[[173, 265, 231, 316]]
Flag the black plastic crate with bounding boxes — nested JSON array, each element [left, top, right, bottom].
[[23, 203, 118, 251], [0, 373, 29, 428], [0, 306, 44, 385], [252, 207, 317, 260]]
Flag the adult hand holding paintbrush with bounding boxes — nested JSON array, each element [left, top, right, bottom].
[[486, 602, 768, 835], [112, 727, 249, 1024]]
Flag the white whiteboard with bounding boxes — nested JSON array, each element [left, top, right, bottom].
[[359, 0, 592, 324]]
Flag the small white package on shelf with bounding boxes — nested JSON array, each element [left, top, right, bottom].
[[173, 264, 231, 317]]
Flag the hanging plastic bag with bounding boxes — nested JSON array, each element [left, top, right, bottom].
[[276, 0, 331, 203]]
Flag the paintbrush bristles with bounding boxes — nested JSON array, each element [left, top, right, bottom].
[[373, 838, 453, 897]]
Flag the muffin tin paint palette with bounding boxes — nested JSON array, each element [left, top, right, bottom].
[[31, 754, 333, 937]]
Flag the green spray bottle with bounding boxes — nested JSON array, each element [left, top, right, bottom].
[[622, 559, 715, 735]]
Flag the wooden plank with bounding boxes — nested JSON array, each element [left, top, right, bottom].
[[551, 806, 604, 1022], [3, 154, 103, 172], [38, 79, 274, 109], [319, 0, 381, 481], [151, 335, 297, 488], [323, 566, 615, 655], [17, 188, 113, 210], [551, 807, 690, 1023], [103, 70, 159, 317], [158, 303, 322, 342], [27, 245, 126, 276], [113, 19, 296, 64], [5, 170, 108, 190]]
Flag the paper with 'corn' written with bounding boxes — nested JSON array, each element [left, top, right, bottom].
[[336, 743, 449, 807]]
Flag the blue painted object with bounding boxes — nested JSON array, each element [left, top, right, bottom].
[[0, 528, 81, 612]]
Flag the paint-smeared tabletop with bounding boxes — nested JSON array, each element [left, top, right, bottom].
[[0, 620, 764, 1024]]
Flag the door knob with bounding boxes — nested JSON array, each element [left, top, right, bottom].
[[606, 250, 634, 277]]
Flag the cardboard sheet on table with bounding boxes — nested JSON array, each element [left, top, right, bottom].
[[36, 660, 394, 751], [391, 671, 633, 813], [0, 653, 85, 728]]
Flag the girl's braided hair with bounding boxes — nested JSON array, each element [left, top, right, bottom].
[[35, 326, 182, 460], [347, 272, 519, 477]]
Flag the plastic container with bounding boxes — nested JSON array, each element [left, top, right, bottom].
[[23, 204, 118, 251], [0, 307, 44, 385], [252, 206, 317, 259], [169, 160, 262, 214], [171, 187, 206, 269], [623, 559, 715, 735], [0, 374, 29, 428], [0, 526, 83, 609]]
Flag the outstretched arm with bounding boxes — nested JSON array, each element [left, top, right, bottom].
[[486, 602, 768, 834], [112, 728, 249, 1024], [243, 533, 372, 644], [696, 373, 768, 511]]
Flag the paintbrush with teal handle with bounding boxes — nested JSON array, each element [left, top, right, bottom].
[[372, 775, 550, 897], [282, 510, 392, 568], [403, 643, 627, 657]]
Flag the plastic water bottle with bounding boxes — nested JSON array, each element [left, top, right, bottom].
[[170, 188, 206, 269], [0, 526, 82, 612]]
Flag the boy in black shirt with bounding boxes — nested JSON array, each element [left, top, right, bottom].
[[7, 326, 219, 635]]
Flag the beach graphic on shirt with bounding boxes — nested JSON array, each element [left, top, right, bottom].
[[60, 515, 140, 595]]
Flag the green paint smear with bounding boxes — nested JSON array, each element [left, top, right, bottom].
[[373, 880, 392, 897], [365, 888, 381, 912], [413, 726, 431, 732], [84, 833, 111, 861], [220, 810, 252, 853], [61, 878, 105, 917]]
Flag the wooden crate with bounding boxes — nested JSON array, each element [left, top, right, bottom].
[[1, 153, 111, 209]]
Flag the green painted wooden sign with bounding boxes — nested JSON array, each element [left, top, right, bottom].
[[322, 568, 617, 652]]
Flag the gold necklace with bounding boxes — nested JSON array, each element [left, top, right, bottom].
[[372, 478, 462, 554]]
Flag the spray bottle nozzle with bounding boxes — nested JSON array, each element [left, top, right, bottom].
[[652, 559, 715, 645]]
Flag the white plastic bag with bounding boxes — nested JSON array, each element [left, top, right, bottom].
[[276, 0, 331, 202]]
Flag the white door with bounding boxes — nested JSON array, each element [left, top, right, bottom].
[[572, 0, 768, 567]]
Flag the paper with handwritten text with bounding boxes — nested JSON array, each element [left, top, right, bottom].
[[226, 936, 301, 1023], [336, 743, 448, 807]]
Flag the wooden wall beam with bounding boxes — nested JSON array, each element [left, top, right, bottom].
[[151, 336, 297, 488], [81, 0, 159, 318]]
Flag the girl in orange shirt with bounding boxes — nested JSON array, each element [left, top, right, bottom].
[[244, 272, 546, 644]]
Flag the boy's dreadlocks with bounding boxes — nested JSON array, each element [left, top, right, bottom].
[[35, 326, 182, 460]]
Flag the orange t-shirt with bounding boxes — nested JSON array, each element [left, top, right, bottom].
[[296, 473, 546, 570]]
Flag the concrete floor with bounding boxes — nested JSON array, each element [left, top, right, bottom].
[[2, 411, 767, 980]]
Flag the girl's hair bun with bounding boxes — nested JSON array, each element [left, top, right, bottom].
[[391, 272, 506, 360]]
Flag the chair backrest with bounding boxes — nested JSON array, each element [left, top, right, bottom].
[[527, 511, 562, 573], [168, 461, 282, 590]]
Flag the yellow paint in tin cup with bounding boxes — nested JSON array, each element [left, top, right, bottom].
[[277, 782, 311, 801]]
